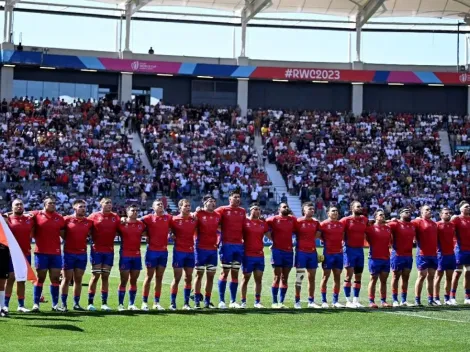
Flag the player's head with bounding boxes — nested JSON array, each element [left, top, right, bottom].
[[279, 202, 290, 216], [152, 199, 164, 214], [229, 190, 241, 207], [459, 201, 470, 216], [399, 208, 411, 222], [373, 209, 386, 224], [327, 206, 339, 220], [440, 207, 452, 222], [126, 204, 139, 220], [420, 205, 432, 219], [43, 197, 56, 213], [350, 201, 363, 216], [302, 202, 315, 218], [73, 199, 86, 217], [249, 203, 261, 219], [202, 194, 216, 212], [100, 198, 113, 213], [11, 199, 24, 215], [178, 199, 191, 216]]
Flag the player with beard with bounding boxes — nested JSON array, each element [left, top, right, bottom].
[[388, 208, 416, 307]]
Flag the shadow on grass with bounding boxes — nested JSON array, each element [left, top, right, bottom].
[[12, 316, 82, 322], [27, 324, 84, 332]]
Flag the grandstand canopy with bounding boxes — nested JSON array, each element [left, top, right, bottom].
[[88, 0, 470, 19]]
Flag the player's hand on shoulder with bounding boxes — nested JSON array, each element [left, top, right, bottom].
[[120, 217, 127, 224], [195, 207, 202, 213]]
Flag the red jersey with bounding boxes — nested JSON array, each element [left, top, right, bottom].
[[31, 210, 65, 255], [195, 210, 221, 250], [411, 218, 438, 256], [320, 220, 344, 254], [340, 215, 368, 248], [88, 212, 120, 253], [243, 218, 269, 257], [266, 215, 296, 252], [7, 215, 34, 255], [170, 215, 197, 253], [118, 220, 146, 257], [451, 215, 470, 252], [388, 220, 416, 257], [295, 217, 320, 253], [437, 221, 456, 256], [142, 214, 171, 251], [214, 206, 246, 245], [365, 224, 392, 260], [63, 216, 93, 254]]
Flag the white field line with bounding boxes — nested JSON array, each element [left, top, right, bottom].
[[383, 311, 469, 324]]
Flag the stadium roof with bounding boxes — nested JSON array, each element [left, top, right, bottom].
[[88, 0, 470, 19]]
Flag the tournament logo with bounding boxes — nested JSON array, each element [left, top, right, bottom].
[[131, 61, 140, 71], [459, 73, 468, 83]]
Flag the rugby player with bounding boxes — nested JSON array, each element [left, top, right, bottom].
[[266, 203, 296, 309], [434, 208, 456, 305], [293, 202, 321, 309], [3, 199, 34, 313], [169, 199, 198, 310], [340, 201, 368, 308], [411, 205, 438, 306], [0, 243, 9, 317], [365, 210, 392, 308], [214, 190, 246, 309], [388, 208, 416, 307], [59, 200, 92, 311], [241, 203, 269, 309], [319, 206, 345, 308], [87, 198, 120, 311]]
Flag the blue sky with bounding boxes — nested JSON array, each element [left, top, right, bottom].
[[1, 0, 468, 66]]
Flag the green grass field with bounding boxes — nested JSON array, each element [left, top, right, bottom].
[[1, 246, 470, 352]]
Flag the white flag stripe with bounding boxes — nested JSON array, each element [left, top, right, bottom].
[[0, 216, 29, 282]]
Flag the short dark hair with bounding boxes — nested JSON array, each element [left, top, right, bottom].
[[373, 209, 385, 219], [43, 196, 56, 205], [229, 190, 241, 197], [126, 204, 138, 212], [301, 202, 314, 215], [327, 205, 338, 212], [440, 207, 451, 214], [73, 199, 86, 206], [350, 201, 361, 210]]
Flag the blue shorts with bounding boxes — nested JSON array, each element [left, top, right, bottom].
[[220, 244, 244, 265], [416, 255, 438, 271], [295, 251, 318, 269], [455, 249, 470, 266], [119, 256, 142, 271], [390, 252, 413, 271], [343, 246, 364, 268], [368, 258, 390, 275], [271, 248, 293, 268], [34, 253, 63, 270], [243, 256, 265, 273], [145, 250, 168, 268], [63, 253, 87, 271], [322, 253, 343, 270], [438, 253, 456, 271], [9, 255, 32, 273], [195, 248, 218, 268], [173, 250, 195, 268], [90, 251, 114, 267]]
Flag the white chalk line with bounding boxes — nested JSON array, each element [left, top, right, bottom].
[[383, 311, 469, 324]]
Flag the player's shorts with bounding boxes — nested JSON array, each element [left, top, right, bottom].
[[368, 258, 390, 275], [243, 256, 265, 273], [63, 253, 87, 271], [271, 248, 294, 268], [437, 253, 456, 271], [9, 254, 32, 274], [145, 250, 168, 268], [219, 244, 244, 265], [416, 255, 438, 271], [35, 253, 63, 270], [390, 253, 413, 271], [322, 253, 343, 270], [173, 250, 195, 268], [119, 256, 142, 271], [343, 246, 364, 268], [195, 248, 218, 267], [455, 249, 470, 266], [295, 251, 318, 269], [90, 250, 114, 267], [0, 245, 10, 279]]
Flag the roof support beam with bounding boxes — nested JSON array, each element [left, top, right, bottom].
[[242, 0, 272, 24], [356, 0, 385, 28], [121, 0, 152, 16]]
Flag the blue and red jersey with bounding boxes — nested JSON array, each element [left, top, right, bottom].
[[319, 219, 344, 255], [411, 218, 438, 257], [388, 220, 415, 257], [340, 215, 368, 248], [365, 224, 392, 260], [266, 215, 296, 252], [436, 221, 456, 256]]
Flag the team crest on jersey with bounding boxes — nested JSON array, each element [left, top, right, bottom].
[[25, 219, 30, 224], [112, 217, 116, 222], [138, 225, 142, 229], [54, 217, 59, 221]]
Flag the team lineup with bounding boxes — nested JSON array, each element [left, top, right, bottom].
[[1, 191, 470, 316]]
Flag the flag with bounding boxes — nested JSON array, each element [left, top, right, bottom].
[[0, 216, 36, 282]]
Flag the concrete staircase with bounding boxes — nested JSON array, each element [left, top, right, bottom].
[[438, 130, 452, 156]]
